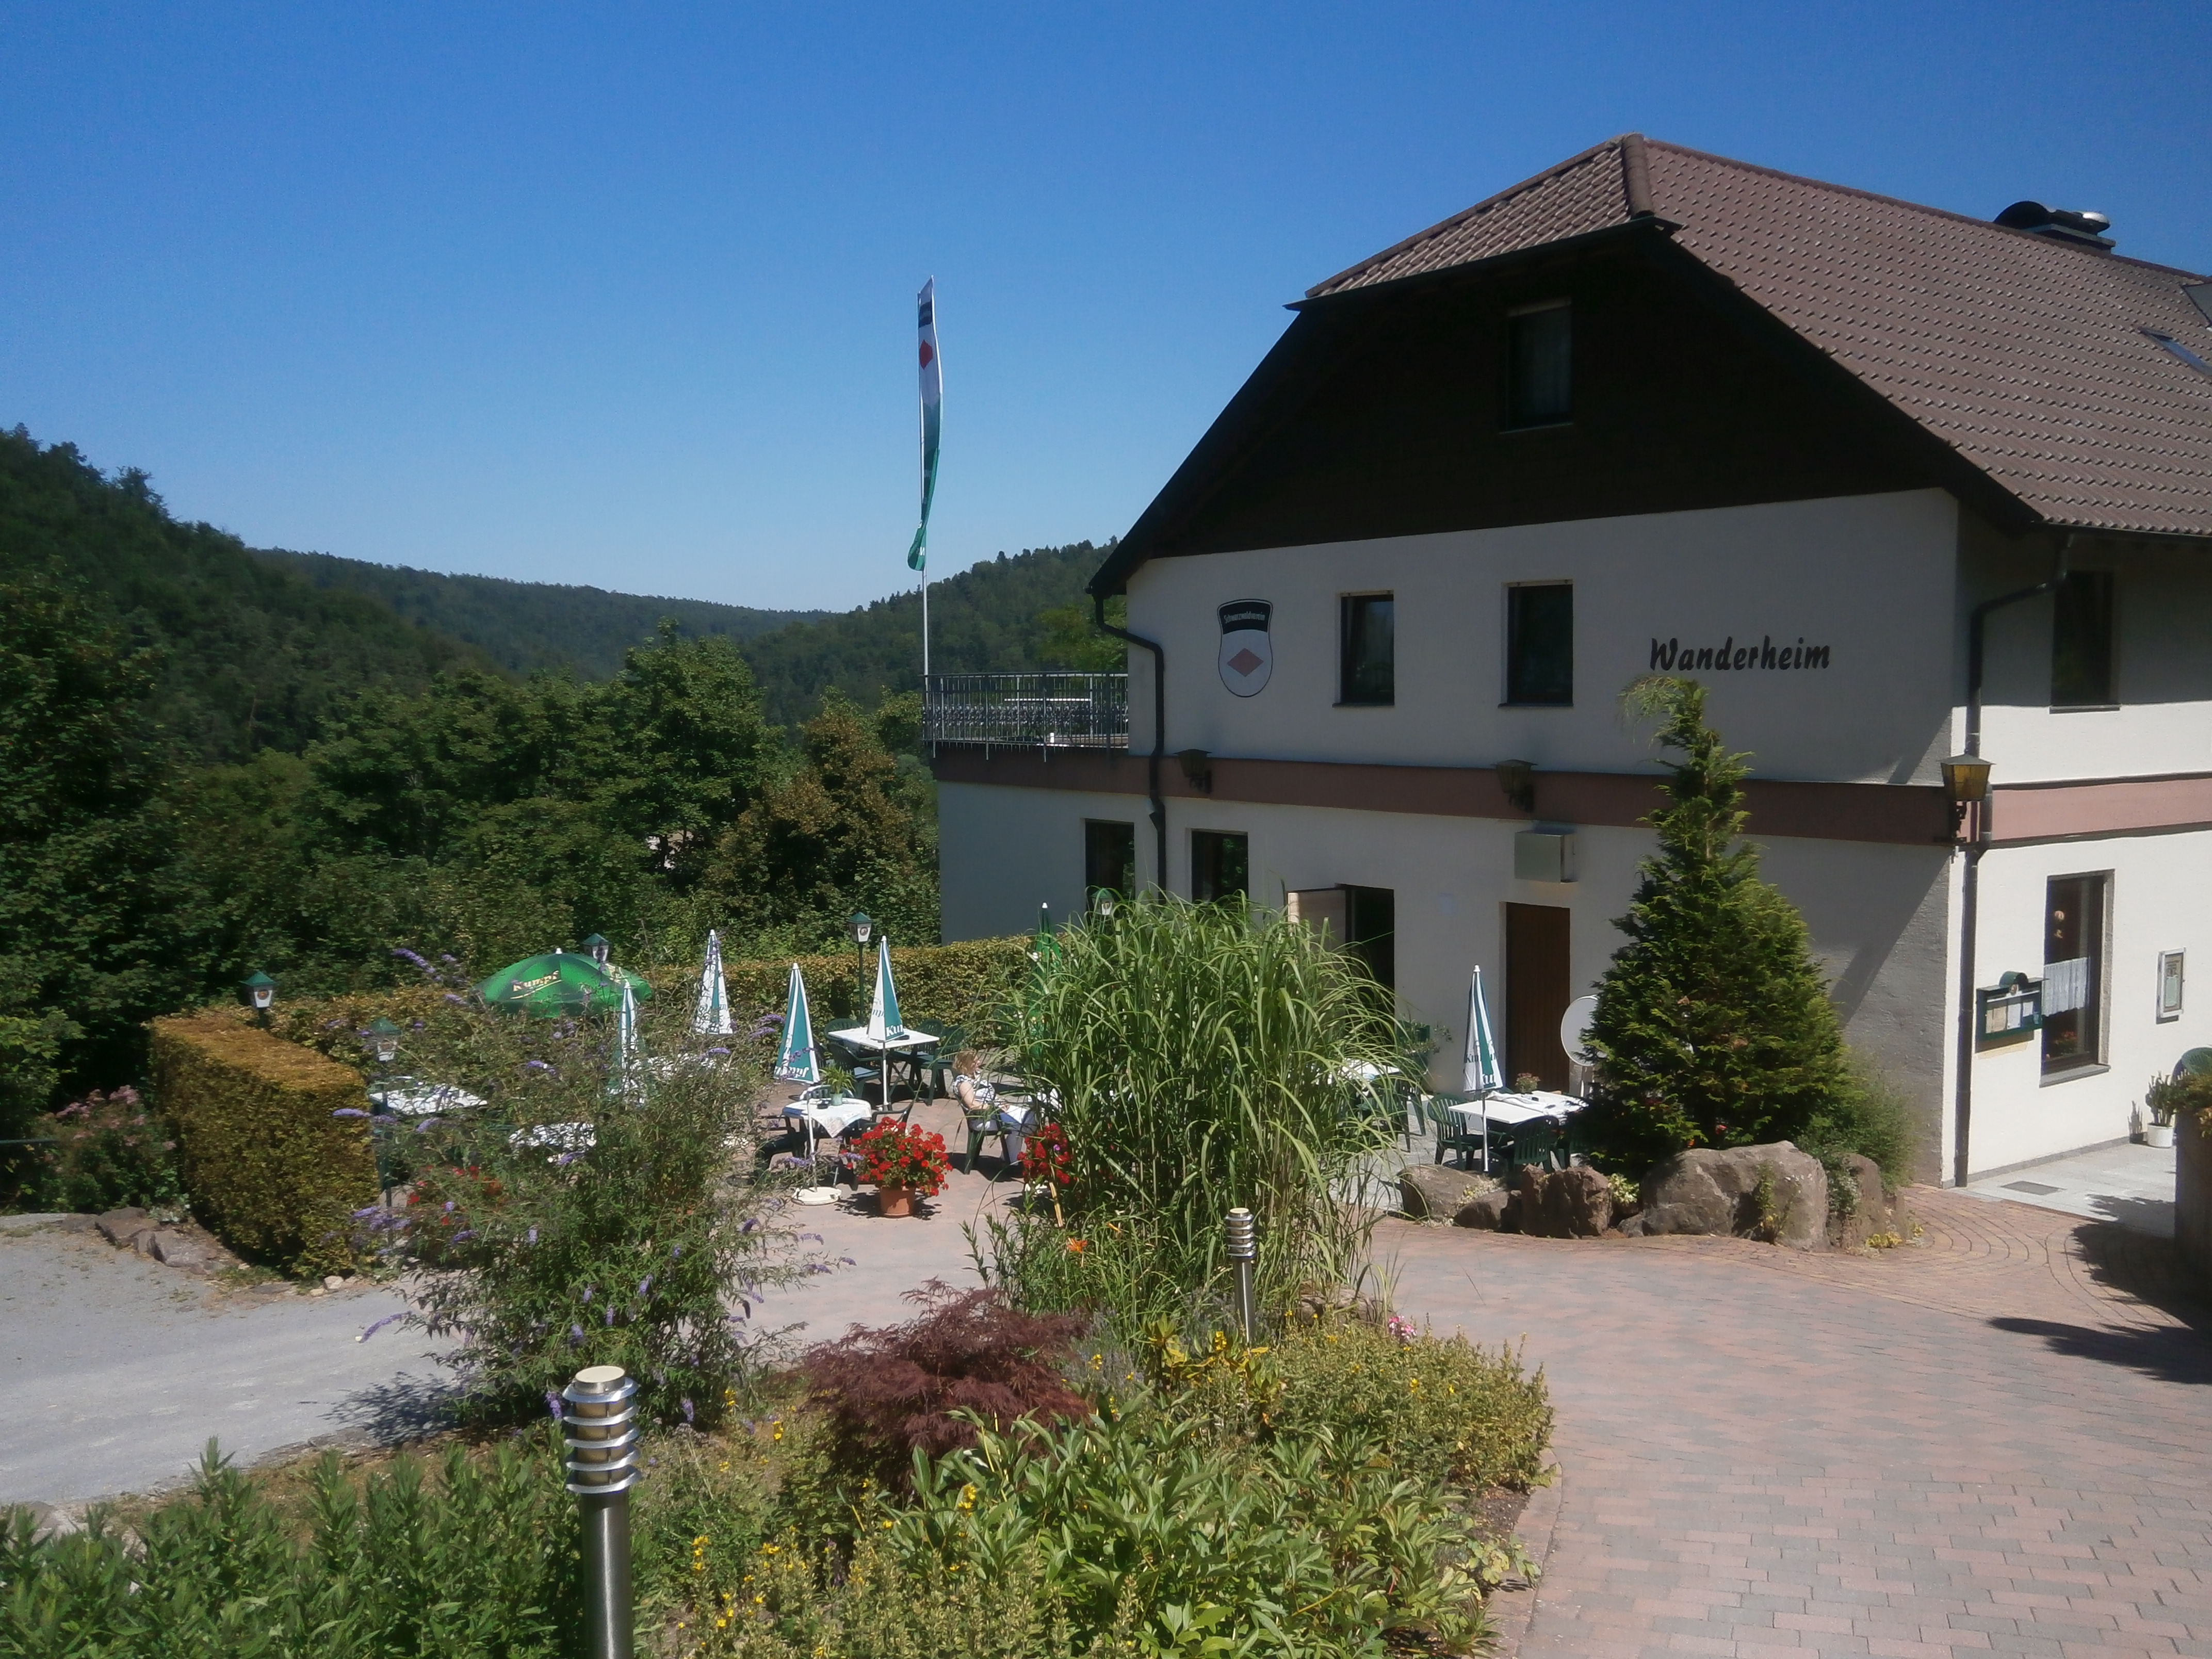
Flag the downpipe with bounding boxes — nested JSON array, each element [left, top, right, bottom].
[[1951, 534, 2072, 1188], [1094, 592, 1168, 893]]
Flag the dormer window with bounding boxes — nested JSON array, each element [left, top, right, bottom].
[[1506, 300, 1572, 427]]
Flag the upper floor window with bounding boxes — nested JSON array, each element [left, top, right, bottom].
[[2051, 570, 2115, 709], [1339, 593, 1394, 706], [1505, 582, 1574, 706], [1507, 300, 1572, 427]]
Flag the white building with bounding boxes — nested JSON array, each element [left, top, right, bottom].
[[932, 136, 2212, 1185]]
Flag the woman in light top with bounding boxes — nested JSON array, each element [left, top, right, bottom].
[[950, 1049, 1026, 1173]]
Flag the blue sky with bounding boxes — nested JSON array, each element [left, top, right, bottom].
[[4, 2, 2206, 611]]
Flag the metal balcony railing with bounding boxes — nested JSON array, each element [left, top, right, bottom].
[[924, 672, 1129, 750]]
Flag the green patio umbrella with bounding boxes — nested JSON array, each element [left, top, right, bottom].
[[477, 951, 652, 1017]]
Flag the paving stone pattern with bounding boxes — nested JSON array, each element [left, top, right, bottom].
[[1380, 1191, 2212, 1659]]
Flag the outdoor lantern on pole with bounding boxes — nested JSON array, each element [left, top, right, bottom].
[[1095, 889, 1117, 920], [581, 934, 612, 969], [1225, 1207, 1257, 1342], [243, 971, 276, 1022], [1939, 754, 1994, 842], [849, 912, 872, 1004], [563, 1364, 640, 1659], [366, 1017, 402, 1067]]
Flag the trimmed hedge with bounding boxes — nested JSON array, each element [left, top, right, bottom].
[[711, 936, 1030, 1047], [272, 936, 1035, 1067], [150, 1011, 376, 1276]]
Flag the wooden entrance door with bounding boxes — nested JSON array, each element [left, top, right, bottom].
[[1505, 904, 1572, 1091]]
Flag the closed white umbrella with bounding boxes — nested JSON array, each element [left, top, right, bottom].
[[866, 936, 901, 1105], [692, 929, 733, 1036], [773, 963, 820, 1085], [1463, 968, 1504, 1169], [610, 976, 644, 1104]]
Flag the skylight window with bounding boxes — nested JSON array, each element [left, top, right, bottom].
[[2144, 328, 2212, 378]]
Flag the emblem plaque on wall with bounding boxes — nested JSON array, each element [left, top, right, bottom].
[[1217, 599, 1272, 696]]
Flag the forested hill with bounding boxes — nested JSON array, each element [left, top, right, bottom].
[[740, 540, 1119, 728], [261, 549, 824, 679], [0, 427, 493, 762], [1, 425, 1119, 755]]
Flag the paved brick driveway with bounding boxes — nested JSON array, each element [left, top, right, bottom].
[[1380, 1191, 2212, 1659]]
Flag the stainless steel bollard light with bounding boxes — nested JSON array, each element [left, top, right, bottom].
[[1225, 1207, 1257, 1342], [563, 1364, 640, 1659]]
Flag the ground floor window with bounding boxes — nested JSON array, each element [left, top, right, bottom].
[[1084, 819, 1135, 906], [1343, 885, 1395, 992], [1190, 830, 1248, 904], [2042, 872, 2108, 1076]]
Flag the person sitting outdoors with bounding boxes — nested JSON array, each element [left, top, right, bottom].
[[950, 1049, 1026, 1174]]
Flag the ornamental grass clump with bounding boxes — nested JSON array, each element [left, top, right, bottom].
[[349, 964, 817, 1427], [985, 897, 1398, 1336]]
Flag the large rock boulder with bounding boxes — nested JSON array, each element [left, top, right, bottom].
[[1454, 1189, 1518, 1230], [1516, 1165, 1615, 1238], [1621, 1142, 1828, 1248], [96, 1208, 157, 1249], [1829, 1153, 1907, 1248], [1401, 1163, 1499, 1221]]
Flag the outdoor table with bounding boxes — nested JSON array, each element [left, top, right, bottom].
[[1447, 1091, 1588, 1172], [823, 1025, 941, 1100], [782, 1094, 875, 1177], [370, 1080, 487, 1118]]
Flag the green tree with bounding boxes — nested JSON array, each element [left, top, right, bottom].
[[1582, 676, 1848, 1168], [0, 567, 188, 1127], [708, 691, 939, 948]]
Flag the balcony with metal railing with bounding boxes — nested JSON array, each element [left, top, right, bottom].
[[923, 672, 1128, 750]]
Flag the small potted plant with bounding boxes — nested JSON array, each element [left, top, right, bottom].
[[2145, 1076, 2181, 1149], [852, 1121, 950, 1216]]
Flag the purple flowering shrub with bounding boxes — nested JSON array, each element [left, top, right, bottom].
[[352, 989, 819, 1429]]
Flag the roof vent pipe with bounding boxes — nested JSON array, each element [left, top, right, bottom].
[[1993, 201, 2115, 250]]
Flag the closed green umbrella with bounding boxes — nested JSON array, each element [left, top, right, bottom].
[[476, 952, 652, 1016]]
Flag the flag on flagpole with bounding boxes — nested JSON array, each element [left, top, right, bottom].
[[907, 279, 941, 573], [692, 929, 733, 1036]]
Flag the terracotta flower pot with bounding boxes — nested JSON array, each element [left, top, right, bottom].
[[877, 1183, 914, 1217]]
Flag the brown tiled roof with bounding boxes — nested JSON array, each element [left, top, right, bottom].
[[1308, 137, 2212, 540]]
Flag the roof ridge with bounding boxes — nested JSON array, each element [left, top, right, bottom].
[[1304, 136, 1633, 299], [1643, 139, 2210, 282]]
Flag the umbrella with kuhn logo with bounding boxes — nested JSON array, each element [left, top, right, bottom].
[[1217, 599, 1272, 696]]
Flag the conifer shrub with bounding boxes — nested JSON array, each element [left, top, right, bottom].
[[1581, 677, 1851, 1171]]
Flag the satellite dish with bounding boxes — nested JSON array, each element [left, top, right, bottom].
[[1559, 994, 1599, 1062]]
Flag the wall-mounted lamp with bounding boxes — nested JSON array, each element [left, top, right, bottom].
[[1939, 754, 1993, 842], [1176, 749, 1213, 793], [1495, 758, 1536, 815]]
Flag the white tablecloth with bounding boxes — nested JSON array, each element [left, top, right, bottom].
[[1447, 1091, 1587, 1126], [823, 1026, 938, 1055], [784, 1097, 875, 1137], [370, 1080, 487, 1117]]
